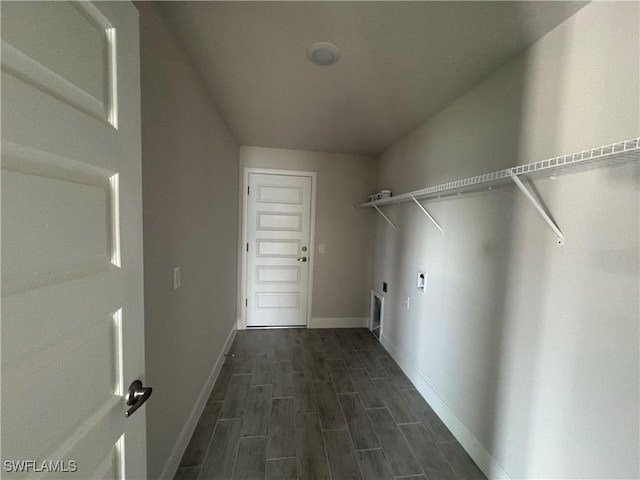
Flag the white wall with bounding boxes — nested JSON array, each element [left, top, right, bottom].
[[373, 2, 639, 479], [239, 147, 377, 326], [137, 3, 239, 478]]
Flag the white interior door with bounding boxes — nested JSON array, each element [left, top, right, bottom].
[[246, 172, 313, 327], [1, 2, 147, 479]]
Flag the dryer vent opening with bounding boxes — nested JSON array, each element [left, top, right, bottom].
[[370, 290, 384, 340]]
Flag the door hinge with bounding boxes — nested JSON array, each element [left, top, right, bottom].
[[247, 186, 250, 195], [246, 243, 249, 252], [245, 298, 248, 307]]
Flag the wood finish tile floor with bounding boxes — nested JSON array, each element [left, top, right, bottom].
[[174, 328, 486, 480]]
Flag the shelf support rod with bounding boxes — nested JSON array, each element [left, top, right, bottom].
[[510, 172, 565, 245], [373, 205, 396, 229], [409, 194, 443, 234]]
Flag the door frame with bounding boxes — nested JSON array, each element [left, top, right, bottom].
[[239, 167, 317, 330]]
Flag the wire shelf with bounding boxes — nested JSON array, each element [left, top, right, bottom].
[[357, 137, 640, 208]]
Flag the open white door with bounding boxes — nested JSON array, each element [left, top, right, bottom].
[[245, 171, 315, 327], [1, 2, 148, 479]]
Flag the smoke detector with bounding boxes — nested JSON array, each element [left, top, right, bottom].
[[306, 42, 341, 66]]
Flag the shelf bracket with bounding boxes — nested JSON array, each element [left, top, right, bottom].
[[510, 172, 565, 245], [373, 205, 396, 229], [409, 194, 443, 234]]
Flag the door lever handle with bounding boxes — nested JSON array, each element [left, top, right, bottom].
[[296, 257, 307, 262], [125, 380, 152, 417]]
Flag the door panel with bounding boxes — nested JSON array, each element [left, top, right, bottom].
[[257, 184, 303, 204], [257, 266, 300, 283], [1, 1, 118, 126], [246, 173, 313, 327], [256, 239, 301, 257], [256, 212, 302, 231], [1, 2, 146, 478]]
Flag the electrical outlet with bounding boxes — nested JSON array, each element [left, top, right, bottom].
[[417, 271, 427, 292], [405, 296, 410, 310], [318, 244, 326, 254], [173, 266, 181, 290]]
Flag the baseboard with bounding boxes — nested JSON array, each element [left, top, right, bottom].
[[308, 317, 368, 328], [159, 325, 237, 480], [379, 333, 511, 480]]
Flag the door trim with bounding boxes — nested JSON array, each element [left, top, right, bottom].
[[239, 168, 317, 330]]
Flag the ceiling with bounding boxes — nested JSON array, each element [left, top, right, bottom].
[[159, 1, 587, 155]]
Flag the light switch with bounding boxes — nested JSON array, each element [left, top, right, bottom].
[[318, 244, 326, 254], [405, 296, 410, 310], [173, 266, 181, 290]]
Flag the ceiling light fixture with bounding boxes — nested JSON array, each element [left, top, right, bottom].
[[306, 42, 340, 66]]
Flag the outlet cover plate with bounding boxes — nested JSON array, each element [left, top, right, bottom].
[[417, 270, 426, 292], [173, 266, 181, 290]]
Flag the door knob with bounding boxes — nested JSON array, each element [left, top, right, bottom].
[[125, 380, 152, 417], [297, 257, 307, 262]]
